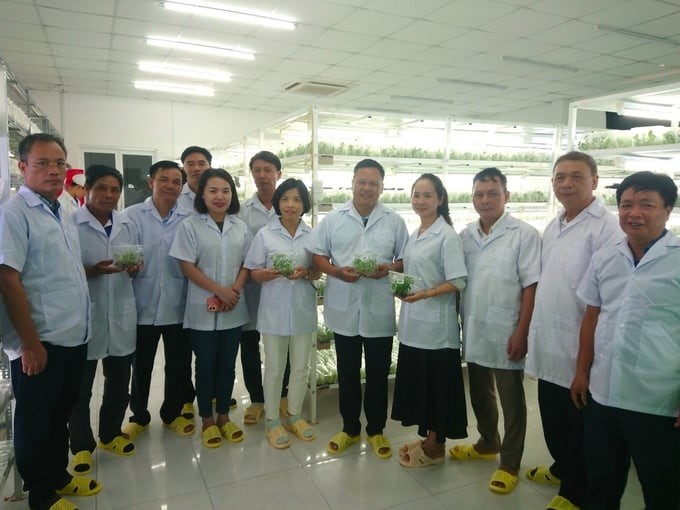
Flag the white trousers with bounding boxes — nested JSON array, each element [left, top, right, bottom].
[[262, 333, 314, 421]]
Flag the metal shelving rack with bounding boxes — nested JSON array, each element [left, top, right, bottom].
[[0, 350, 22, 502]]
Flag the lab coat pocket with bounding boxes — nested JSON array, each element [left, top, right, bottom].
[[564, 240, 589, 289], [636, 321, 679, 374], [121, 297, 137, 327], [39, 287, 82, 330]]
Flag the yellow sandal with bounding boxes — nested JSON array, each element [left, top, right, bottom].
[[201, 425, 223, 448], [367, 434, 392, 459], [220, 421, 244, 442], [70, 450, 93, 476], [56, 477, 102, 497], [163, 416, 195, 436], [327, 431, 360, 455], [284, 418, 315, 441], [243, 404, 264, 425]]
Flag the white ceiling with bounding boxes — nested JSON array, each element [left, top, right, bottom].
[[1, 0, 680, 121]]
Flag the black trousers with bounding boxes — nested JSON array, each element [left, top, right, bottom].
[[334, 333, 393, 437], [583, 398, 680, 510], [11, 343, 87, 510], [538, 379, 587, 505], [69, 354, 133, 453], [192, 328, 241, 417], [238, 329, 290, 402], [129, 324, 194, 425]]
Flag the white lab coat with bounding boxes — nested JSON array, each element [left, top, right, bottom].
[[525, 198, 623, 388], [313, 201, 409, 338], [460, 213, 541, 369], [72, 207, 137, 360], [577, 232, 680, 417], [170, 213, 251, 331]]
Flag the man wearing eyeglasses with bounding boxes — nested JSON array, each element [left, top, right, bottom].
[[0, 134, 102, 510]]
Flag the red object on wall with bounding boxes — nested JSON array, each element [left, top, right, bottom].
[[60, 168, 86, 205]]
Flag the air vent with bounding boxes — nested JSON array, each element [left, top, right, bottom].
[[284, 81, 349, 97]]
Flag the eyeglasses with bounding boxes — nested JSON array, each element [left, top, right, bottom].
[[24, 159, 68, 170]]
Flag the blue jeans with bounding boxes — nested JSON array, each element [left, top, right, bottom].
[[191, 328, 241, 418]]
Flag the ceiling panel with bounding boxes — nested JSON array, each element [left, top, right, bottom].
[[390, 20, 465, 45], [0, 21, 47, 41], [37, 0, 116, 16], [580, 0, 678, 28], [425, 0, 518, 27], [2, 1, 37, 22], [332, 9, 414, 37], [0, 0, 679, 126], [362, 0, 450, 17], [38, 7, 114, 32], [480, 8, 567, 37], [45, 26, 111, 48]]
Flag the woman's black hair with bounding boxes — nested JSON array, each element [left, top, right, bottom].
[[272, 178, 311, 216], [411, 173, 452, 226], [194, 168, 240, 215]]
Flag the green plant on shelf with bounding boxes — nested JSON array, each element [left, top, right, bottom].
[[278, 142, 552, 162]]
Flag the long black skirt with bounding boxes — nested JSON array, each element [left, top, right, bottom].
[[391, 343, 468, 442]]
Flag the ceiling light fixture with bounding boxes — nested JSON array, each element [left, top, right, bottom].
[[138, 61, 232, 81], [597, 25, 680, 48], [501, 56, 579, 73], [390, 95, 452, 105], [622, 102, 679, 121], [147, 37, 255, 60], [134, 80, 215, 96], [436, 78, 507, 90], [162, 1, 295, 30]]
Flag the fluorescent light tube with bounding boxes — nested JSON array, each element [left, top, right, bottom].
[[138, 61, 231, 81], [437, 78, 507, 90], [502, 56, 579, 73], [597, 25, 680, 48], [147, 37, 255, 60], [390, 95, 452, 105], [134, 80, 215, 96], [162, 1, 295, 30]]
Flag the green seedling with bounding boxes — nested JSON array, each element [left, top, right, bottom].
[[390, 275, 414, 297], [352, 255, 377, 276], [113, 248, 142, 268], [272, 253, 295, 276]]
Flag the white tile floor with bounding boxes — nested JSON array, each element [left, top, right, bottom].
[[1, 353, 645, 510]]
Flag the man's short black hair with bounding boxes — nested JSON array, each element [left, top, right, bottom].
[[616, 171, 678, 208], [19, 133, 67, 161], [353, 158, 385, 179], [181, 146, 212, 164], [249, 151, 282, 172], [553, 151, 597, 175], [149, 160, 185, 183], [473, 167, 507, 191], [85, 165, 123, 188]]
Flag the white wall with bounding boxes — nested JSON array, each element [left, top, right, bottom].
[[31, 91, 281, 167]]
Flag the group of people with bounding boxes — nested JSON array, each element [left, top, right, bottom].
[[0, 133, 677, 510]]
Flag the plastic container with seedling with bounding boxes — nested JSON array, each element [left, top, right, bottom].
[[271, 252, 296, 277], [112, 245, 143, 269], [352, 253, 378, 276], [388, 271, 423, 297]]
